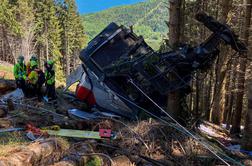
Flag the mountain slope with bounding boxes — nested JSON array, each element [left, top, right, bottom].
[[81, 0, 168, 49]]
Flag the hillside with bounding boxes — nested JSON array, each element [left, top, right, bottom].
[[81, 0, 168, 50]]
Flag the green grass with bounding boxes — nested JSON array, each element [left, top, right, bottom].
[[0, 65, 13, 73], [86, 156, 103, 166], [0, 132, 28, 156]]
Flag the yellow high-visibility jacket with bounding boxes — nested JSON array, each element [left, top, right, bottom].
[[28, 70, 38, 85]]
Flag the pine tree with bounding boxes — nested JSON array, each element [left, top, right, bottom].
[[241, 0, 252, 149], [211, 0, 233, 125], [167, 0, 184, 120], [231, 0, 251, 134], [58, 0, 85, 77], [15, 0, 36, 61], [0, 0, 20, 63], [34, 0, 64, 81]]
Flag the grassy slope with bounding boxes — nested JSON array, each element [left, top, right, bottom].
[[81, 0, 168, 50], [0, 62, 14, 79]]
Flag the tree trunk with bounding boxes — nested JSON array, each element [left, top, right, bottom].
[[167, 0, 183, 120], [241, 0, 252, 149], [65, 30, 70, 77], [231, 0, 251, 134], [1, 25, 6, 62], [195, 73, 200, 118], [226, 60, 238, 129], [2, 24, 15, 63], [243, 81, 252, 150], [206, 71, 213, 120], [223, 64, 232, 123], [0, 138, 69, 166], [168, 0, 182, 47], [46, 37, 49, 61], [211, 0, 233, 125]]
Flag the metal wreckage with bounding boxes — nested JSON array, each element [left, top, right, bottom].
[[66, 12, 247, 120]]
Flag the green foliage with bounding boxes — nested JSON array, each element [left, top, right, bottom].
[[33, 0, 65, 81], [15, 0, 35, 37], [0, 64, 14, 79], [53, 49, 65, 82], [86, 156, 103, 166], [34, 0, 62, 50], [0, 0, 86, 81], [0, 0, 20, 34], [58, 0, 86, 75], [81, 0, 168, 50]]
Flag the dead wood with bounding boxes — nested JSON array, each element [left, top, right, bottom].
[[0, 138, 69, 166], [112, 155, 134, 166], [0, 79, 16, 94]]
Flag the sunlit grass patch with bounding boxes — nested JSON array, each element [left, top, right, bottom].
[[0, 64, 14, 80], [0, 131, 28, 156]]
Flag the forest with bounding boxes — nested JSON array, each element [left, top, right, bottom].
[[166, 0, 252, 146], [0, 0, 85, 81], [0, 0, 252, 165], [82, 0, 168, 50]]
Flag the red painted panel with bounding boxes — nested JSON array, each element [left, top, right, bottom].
[[76, 85, 96, 105]]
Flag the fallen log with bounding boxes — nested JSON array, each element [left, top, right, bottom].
[[0, 79, 16, 94], [0, 138, 69, 166]]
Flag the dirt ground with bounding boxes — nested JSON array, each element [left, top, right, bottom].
[[0, 86, 251, 166]]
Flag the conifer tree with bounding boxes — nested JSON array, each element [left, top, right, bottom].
[[0, 0, 20, 62], [16, 0, 35, 61], [34, 0, 64, 81], [58, 0, 85, 76]]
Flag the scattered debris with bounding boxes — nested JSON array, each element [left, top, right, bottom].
[[227, 145, 252, 157], [197, 120, 231, 141], [1, 83, 248, 165], [68, 108, 121, 120]]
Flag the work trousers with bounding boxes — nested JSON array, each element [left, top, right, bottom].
[[46, 83, 56, 100], [16, 78, 26, 96], [26, 83, 42, 101]]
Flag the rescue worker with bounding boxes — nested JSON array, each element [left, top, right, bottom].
[[27, 55, 38, 75], [13, 55, 27, 94], [44, 60, 56, 101], [26, 60, 39, 97], [27, 60, 45, 101]]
